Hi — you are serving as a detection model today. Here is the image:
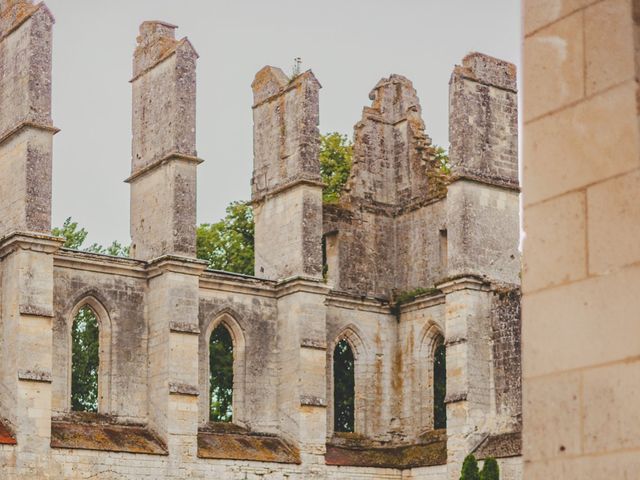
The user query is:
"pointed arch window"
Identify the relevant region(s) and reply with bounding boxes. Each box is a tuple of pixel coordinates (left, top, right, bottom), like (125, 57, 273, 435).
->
(71, 306, 100, 412)
(433, 338, 447, 429)
(333, 339, 355, 433)
(209, 323, 234, 422)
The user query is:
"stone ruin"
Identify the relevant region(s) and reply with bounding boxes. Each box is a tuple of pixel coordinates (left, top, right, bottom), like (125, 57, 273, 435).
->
(0, 1, 522, 479)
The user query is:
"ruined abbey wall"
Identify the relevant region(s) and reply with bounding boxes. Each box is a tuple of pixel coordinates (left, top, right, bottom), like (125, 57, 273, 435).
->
(0, 1, 522, 479)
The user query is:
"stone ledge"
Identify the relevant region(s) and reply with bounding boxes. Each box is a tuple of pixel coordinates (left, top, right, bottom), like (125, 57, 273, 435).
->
(18, 369, 51, 383)
(325, 430, 447, 469)
(0, 418, 16, 445)
(197, 426, 301, 464)
(51, 416, 167, 455)
(168, 382, 199, 396)
(473, 431, 522, 460)
(300, 395, 326, 407)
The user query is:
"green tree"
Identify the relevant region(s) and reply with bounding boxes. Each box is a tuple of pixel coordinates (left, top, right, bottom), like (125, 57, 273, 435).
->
(460, 454, 480, 480)
(52, 217, 89, 250)
(434, 145, 450, 174)
(52, 217, 129, 257)
(319, 132, 353, 203)
(196, 201, 254, 275)
(480, 458, 500, 480)
(71, 306, 99, 412)
(209, 324, 234, 422)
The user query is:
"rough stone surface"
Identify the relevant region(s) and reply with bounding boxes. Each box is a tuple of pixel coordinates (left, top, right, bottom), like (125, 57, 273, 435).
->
(0, 6, 523, 479)
(523, 0, 640, 477)
(128, 21, 199, 260)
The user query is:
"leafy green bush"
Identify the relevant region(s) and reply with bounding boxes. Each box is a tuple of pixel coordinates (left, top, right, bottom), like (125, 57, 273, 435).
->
(460, 454, 480, 480)
(480, 457, 500, 480)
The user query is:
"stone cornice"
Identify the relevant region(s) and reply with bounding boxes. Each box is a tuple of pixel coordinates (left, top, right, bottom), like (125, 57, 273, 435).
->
(125, 152, 203, 184)
(0, 121, 59, 147)
(274, 276, 331, 299)
(54, 249, 146, 279)
(0, 231, 64, 259)
(448, 172, 520, 192)
(199, 270, 276, 298)
(398, 292, 446, 314)
(146, 255, 208, 278)
(436, 275, 491, 294)
(251, 177, 324, 204)
(325, 291, 391, 314)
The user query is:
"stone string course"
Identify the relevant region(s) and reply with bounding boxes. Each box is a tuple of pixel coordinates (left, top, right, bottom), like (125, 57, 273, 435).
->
(0, 1, 522, 478)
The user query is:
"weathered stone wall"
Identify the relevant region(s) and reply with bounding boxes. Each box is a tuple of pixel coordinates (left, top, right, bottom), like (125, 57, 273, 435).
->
(523, 0, 640, 477)
(490, 287, 521, 432)
(51, 252, 148, 421)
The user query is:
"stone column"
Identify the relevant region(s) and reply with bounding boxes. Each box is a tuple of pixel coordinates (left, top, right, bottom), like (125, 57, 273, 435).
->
(146, 258, 205, 466)
(275, 280, 329, 474)
(0, 2, 61, 476)
(251, 66, 323, 281)
(127, 21, 202, 261)
(438, 277, 493, 480)
(127, 21, 206, 468)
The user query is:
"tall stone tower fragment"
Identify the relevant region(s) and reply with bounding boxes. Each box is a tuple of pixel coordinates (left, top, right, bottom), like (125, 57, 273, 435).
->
(251, 67, 323, 280)
(127, 21, 201, 261)
(0, 0, 57, 237)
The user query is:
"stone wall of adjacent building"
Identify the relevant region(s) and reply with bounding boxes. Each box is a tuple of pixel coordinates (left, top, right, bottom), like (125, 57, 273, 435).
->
(522, 0, 640, 477)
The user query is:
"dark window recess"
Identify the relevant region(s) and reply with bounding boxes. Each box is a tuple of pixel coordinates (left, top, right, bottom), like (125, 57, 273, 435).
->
(433, 340, 447, 429)
(210, 324, 234, 422)
(333, 339, 355, 432)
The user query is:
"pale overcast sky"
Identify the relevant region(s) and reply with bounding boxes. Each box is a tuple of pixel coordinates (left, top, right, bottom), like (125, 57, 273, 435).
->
(46, 0, 521, 247)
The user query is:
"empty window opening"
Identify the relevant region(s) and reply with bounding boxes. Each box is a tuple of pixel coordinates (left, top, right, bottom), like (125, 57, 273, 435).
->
(439, 229, 448, 271)
(71, 306, 99, 413)
(433, 339, 447, 429)
(209, 324, 234, 422)
(333, 339, 355, 432)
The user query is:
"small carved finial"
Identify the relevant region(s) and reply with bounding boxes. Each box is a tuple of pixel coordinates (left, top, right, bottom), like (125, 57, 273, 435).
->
(292, 57, 302, 77)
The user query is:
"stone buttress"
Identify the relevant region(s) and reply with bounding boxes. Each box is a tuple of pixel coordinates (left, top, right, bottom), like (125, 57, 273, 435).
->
(442, 53, 521, 480)
(0, 0, 63, 476)
(126, 21, 205, 469)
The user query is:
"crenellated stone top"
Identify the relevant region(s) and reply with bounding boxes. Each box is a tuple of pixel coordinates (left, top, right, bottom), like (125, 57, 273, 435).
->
(344, 74, 443, 208)
(132, 20, 197, 81)
(452, 52, 517, 93)
(366, 74, 422, 125)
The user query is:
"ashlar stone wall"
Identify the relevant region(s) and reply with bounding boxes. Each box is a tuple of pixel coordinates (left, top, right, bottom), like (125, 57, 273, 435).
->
(523, 0, 640, 477)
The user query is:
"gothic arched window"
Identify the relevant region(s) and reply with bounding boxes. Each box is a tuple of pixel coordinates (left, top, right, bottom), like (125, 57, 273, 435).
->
(333, 339, 355, 432)
(433, 339, 447, 429)
(209, 324, 234, 422)
(71, 306, 100, 412)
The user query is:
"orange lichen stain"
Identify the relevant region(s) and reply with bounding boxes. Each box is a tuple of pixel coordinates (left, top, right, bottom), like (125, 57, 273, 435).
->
(197, 429, 301, 464)
(0, 418, 16, 445)
(51, 417, 167, 455)
(326, 429, 447, 468)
